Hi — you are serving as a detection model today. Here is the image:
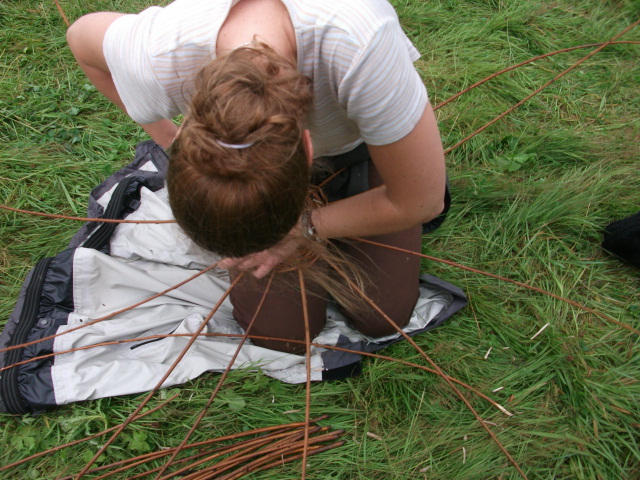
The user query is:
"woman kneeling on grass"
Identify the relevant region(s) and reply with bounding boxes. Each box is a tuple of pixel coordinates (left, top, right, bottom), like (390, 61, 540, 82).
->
(66, 0, 448, 354)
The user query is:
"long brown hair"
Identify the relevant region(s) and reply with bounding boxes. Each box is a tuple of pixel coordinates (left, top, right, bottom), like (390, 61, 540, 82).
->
(167, 43, 313, 258)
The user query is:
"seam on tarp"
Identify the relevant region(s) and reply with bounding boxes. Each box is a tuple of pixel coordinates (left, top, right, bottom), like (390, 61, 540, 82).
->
(0, 257, 53, 414)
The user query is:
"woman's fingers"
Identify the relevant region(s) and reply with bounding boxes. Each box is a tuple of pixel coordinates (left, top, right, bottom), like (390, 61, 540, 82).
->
(217, 257, 241, 269)
(218, 231, 303, 277)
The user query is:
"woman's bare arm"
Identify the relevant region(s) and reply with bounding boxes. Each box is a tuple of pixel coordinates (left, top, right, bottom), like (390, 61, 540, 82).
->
(313, 103, 446, 239)
(66, 13, 178, 148)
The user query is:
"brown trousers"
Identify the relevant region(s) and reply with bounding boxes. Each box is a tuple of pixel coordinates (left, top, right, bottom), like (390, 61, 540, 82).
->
(230, 156, 423, 354)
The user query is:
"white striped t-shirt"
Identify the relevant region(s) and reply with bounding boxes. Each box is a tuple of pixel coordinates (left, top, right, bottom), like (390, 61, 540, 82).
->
(103, 0, 428, 157)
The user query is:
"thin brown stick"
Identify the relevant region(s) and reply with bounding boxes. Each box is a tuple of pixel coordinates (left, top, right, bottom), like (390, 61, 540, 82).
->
(298, 270, 313, 480)
(325, 257, 530, 480)
(443, 19, 640, 154)
(52, 0, 70, 27)
(434, 41, 640, 112)
(356, 238, 640, 336)
(0, 204, 175, 223)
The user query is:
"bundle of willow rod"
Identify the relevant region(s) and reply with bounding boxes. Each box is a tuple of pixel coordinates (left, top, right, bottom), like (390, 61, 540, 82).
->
(52, 416, 343, 480)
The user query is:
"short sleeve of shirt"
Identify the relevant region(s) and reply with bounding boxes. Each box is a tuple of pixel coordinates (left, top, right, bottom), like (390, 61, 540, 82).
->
(337, 19, 428, 146)
(103, 7, 176, 124)
(103, 0, 230, 125)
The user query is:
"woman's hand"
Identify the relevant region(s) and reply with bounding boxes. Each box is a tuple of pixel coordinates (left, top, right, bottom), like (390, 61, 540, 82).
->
(217, 230, 303, 278)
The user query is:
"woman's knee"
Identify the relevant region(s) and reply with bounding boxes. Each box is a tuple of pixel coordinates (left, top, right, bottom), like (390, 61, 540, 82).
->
(230, 274, 328, 354)
(235, 309, 327, 355)
(67, 12, 124, 69)
(347, 303, 412, 338)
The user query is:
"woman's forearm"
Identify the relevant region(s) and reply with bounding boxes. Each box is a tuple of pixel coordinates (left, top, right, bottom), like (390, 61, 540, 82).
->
(312, 103, 447, 240)
(312, 185, 444, 240)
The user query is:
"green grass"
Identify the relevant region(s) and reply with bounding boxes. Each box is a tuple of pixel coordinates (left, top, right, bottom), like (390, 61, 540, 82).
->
(1, 0, 639, 479)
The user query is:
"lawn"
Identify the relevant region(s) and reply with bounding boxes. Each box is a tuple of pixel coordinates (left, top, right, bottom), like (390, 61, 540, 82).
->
(1, 1, 639, 479)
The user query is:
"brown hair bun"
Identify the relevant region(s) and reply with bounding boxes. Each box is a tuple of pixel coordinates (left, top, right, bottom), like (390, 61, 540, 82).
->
(167, 44, 313, 257)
